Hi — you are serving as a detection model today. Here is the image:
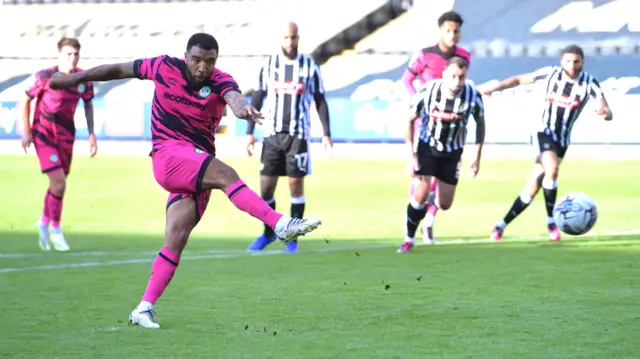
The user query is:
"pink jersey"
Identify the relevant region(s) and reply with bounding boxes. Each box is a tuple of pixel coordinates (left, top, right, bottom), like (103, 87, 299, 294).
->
(133, 55, 240, 154)
(26, 67, 94, 148)
(402, 45, 471, 96)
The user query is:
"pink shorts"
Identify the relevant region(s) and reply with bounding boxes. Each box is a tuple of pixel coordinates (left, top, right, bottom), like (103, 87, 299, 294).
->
(151, 140, 214, 221)
(34, 141, 73, 175)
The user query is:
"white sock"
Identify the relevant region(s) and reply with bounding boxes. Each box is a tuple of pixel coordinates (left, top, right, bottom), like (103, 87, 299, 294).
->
(405, 236, 415, 243)
(547, 216, 555, 225)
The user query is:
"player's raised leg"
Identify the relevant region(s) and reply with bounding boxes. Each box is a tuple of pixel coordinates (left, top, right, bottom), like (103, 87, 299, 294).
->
(398, 175, 431, 253)
(491, 164, 544, 241)
(130, 194, 200, 329)
(246, 175, 279, 251)
(201, 156, 321, 242)
(539, 150, 562, 241)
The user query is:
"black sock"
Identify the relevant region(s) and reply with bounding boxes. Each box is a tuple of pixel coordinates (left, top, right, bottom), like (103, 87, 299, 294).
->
(503, 195, 532, 225)
(406, 202, 427, 238)
(263, 199, 276, 237)
(542, 179, 558, 219)
(290, 197, 305, 244)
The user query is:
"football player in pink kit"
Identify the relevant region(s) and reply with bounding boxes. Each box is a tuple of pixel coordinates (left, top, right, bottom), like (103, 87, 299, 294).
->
(21, 37, 98, 252)
(50, 33, 321, 329)
(401, 11, 470, 244)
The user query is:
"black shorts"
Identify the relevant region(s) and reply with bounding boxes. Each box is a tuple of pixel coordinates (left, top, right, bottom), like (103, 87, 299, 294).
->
(414, 141, 462, 185)
(533, 131, 568, 163)
(260, 133, 311, 178)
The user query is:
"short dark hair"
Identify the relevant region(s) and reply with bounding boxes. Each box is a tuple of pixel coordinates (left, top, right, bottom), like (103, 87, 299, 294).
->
(438, 11, 464, 27)
(57, 37, 81, 52)
(561, 44, 584, 59)
(186, 33, 219, 52)
(446, 56, 469, 70)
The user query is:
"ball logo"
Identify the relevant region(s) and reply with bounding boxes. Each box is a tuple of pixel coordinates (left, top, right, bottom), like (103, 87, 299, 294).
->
(77, 83, 86, 94)
(49, 154, 59, 163)
(199, 86, 211, 98)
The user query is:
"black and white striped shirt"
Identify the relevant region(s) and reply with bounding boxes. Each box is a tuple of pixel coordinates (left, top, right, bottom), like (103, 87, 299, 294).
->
(532, 66, 605, 146)
(254, 53, 324, 139)
(412, 80, 484, 155)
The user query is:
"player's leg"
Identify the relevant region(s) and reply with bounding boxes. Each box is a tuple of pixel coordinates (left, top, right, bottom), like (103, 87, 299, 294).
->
(247, 136, 284, 251)
(398, 142, 432, 253)
(130, 193, 204, 329)
(422, 178, 439, 240)
(282, 136, 310, 253)
(33, 142, 70, 251)
(539, 148, 562, 241)
(423, 156, 461, 244)
(491, 164, 544, 241)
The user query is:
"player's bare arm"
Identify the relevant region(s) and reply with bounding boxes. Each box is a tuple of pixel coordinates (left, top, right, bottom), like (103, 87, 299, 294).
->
(84, 99, 98, 157)
(483, 73, 536, 96)
(223, 90, 263, 124)
(405, 112, 418, 157)
(595, 98, 613, 121)
(50, 62, 136, 89)
(20, 93, 33, 152)
(470, 113, 485, 177)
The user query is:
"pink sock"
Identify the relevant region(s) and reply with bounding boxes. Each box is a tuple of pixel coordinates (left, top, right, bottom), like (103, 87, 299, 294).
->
(226, 180, 283, 229)
(41, 191, 51, 225)
(142, 246, 180, 305)
(427, 203, 439, 216)
(47, 191, 64, 228)
(430, 179, 437, 193)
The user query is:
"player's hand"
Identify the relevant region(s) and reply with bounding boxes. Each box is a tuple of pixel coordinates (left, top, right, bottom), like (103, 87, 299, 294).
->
(88, 133, 98, 157)
(595, 108, 609, 119)
(237, 104, 264, 125)
(21, 133, 33, 153)
(50, 72, 77, 90)
(322, 136, 333, 151)
(469, 159, 480, 178)
(246, 134, 256, 157)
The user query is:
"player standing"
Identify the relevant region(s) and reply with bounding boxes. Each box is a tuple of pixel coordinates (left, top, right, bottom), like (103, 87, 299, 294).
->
(245, 22, 332, 253)
(482, 45, 613, 242)
(398, 56, 485, 253)
(21, 37, 98, 252)
(401, 11, 471, 244)
(50, 33, 322, 328)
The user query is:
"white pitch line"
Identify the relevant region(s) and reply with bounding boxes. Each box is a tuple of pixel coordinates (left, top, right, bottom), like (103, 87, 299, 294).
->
(1, 229, 639, 274)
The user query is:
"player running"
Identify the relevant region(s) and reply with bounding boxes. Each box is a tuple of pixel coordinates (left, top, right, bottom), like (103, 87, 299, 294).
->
(21, 37, 98, 252)
(482, 45, 613, 242)
(401, 11, 470, 244)
(398, 56, 485, 253)
(50, 33, 322, 329)
(245, 21, 332, 253)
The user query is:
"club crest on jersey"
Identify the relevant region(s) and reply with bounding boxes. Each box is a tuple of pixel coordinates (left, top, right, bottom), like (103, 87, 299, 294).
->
(49, 154, 59, 163)
(194, 148, 205, 154)
(199, 86, 211, 98)
(77, 83, 86, 93)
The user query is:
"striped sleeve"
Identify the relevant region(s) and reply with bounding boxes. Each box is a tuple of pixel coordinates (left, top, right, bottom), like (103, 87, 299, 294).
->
(531, 66, 555, 83)
(587, 75, 605, 100)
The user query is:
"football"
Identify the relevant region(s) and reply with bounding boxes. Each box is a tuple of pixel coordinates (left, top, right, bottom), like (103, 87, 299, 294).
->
(552, 192, 598, 236)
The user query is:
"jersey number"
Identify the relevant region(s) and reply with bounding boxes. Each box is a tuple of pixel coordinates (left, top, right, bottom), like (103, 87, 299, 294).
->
(295, 152, 309, 173)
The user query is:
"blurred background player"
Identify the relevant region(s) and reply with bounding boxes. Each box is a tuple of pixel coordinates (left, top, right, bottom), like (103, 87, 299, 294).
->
(50, 32, 322, 328)
(482, 45, 613, 242)
(245, 22, 332, 253)
(401, 11, 470, 244)
(399, 56, 484, 253)
(21, 37, 98, 252)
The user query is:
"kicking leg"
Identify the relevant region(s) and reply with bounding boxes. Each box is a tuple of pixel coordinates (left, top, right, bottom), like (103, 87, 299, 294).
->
(246, 175, 279, 251)
(130, 195, 197, 329)
(398, 175, 431, 253)
(491, 164, 544, 241)
(283, 176, 305, 253)
(202, 157, 321, 242)
(540, 151, 562, 241)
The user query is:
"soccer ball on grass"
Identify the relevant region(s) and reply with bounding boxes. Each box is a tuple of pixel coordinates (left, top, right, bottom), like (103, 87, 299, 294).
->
(552, 192, 598, 236)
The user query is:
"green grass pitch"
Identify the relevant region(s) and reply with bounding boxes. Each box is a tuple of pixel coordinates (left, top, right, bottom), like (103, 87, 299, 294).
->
(0, 153, 639, 358)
